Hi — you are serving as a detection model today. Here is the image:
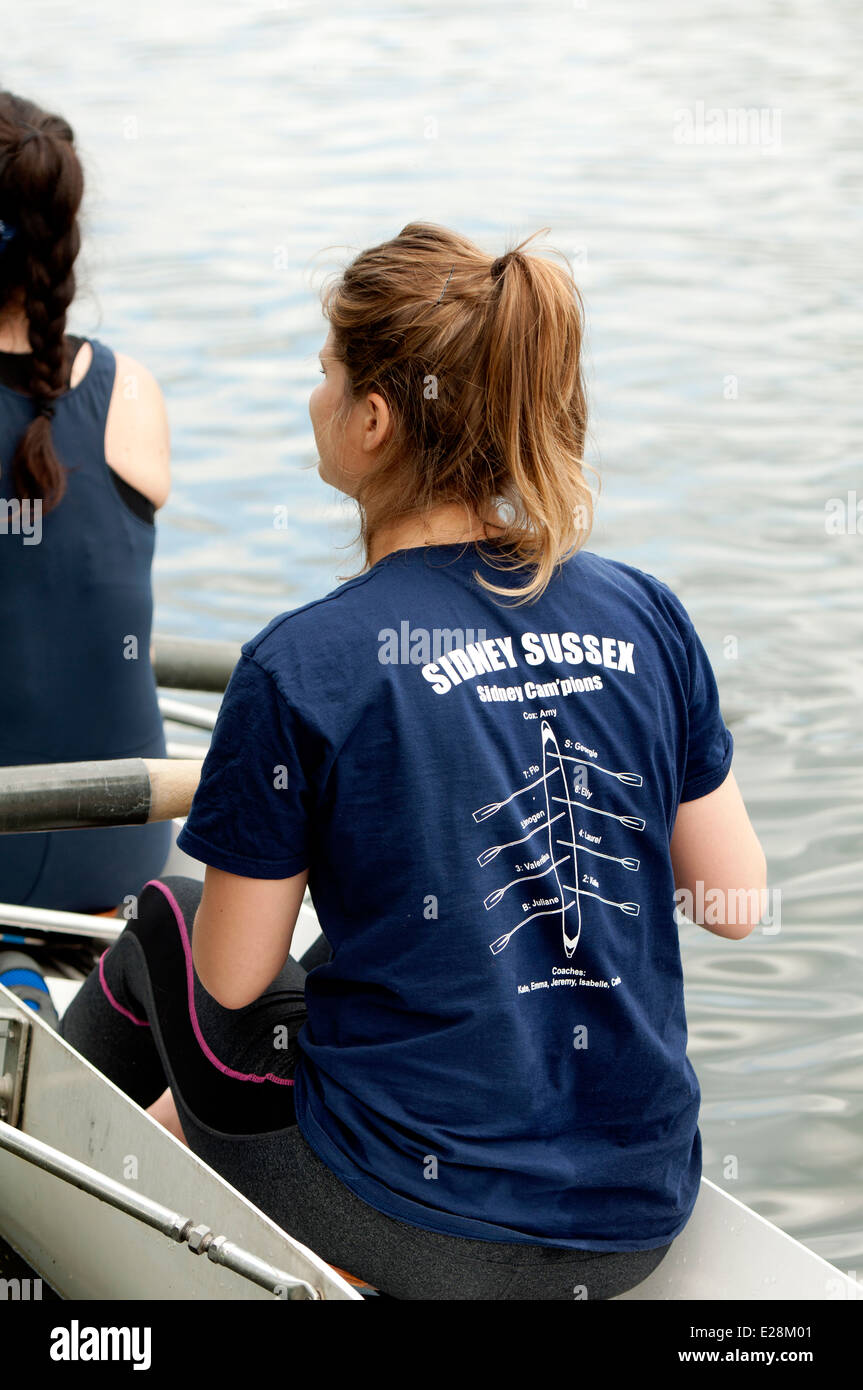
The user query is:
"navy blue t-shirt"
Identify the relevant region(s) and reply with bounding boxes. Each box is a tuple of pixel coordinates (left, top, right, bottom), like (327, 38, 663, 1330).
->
(177, 542, 733, 1250)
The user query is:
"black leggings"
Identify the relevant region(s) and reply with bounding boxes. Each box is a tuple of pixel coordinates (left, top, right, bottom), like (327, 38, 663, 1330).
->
(59, 876, 673, 1300)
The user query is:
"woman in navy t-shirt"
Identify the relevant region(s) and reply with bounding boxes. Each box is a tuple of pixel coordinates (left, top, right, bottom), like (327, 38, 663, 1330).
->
(60, 222, 766, 1300)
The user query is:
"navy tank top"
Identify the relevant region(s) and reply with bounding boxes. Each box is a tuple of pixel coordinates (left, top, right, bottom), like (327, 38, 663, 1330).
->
(0, 337, 171, 910)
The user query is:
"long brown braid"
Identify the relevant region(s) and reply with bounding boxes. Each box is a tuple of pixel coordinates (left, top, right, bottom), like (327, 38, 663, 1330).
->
(0, 90, 84, 512)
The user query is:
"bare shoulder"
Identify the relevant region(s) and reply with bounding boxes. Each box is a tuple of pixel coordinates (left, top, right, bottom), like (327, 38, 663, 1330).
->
(104, 350, 171, 509)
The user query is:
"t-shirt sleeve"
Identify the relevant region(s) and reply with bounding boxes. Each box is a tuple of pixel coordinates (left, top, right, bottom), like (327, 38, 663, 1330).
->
(653, 579, 734, 803)
(175, 652, 311, 878)
(677, 609, 734, 803)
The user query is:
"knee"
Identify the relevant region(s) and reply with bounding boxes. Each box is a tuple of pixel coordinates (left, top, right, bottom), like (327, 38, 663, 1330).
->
(137, 875, 200, 915)
(120, 875, 201, 945)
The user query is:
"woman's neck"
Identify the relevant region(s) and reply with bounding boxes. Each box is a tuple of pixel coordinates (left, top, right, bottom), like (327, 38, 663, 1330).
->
(369, 504, 506, 567)
(0, 305, 32, 353)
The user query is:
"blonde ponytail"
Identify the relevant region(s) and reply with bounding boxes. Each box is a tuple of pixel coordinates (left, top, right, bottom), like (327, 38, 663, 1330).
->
(321, 222, 595, 605)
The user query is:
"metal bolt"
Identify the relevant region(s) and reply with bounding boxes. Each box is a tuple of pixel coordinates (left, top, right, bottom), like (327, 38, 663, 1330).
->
(206, 1233, 228, 1264)
(187, 1224, 214, 1255)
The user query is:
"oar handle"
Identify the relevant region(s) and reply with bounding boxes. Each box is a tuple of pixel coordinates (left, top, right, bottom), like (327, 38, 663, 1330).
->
(151, 634, 241, 693)
(143, 758, 205, 823)
(0, 758, 204, 833)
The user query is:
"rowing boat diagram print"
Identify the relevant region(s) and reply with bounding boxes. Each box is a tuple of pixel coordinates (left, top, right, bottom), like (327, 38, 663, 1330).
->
(472, 718, 644, 961)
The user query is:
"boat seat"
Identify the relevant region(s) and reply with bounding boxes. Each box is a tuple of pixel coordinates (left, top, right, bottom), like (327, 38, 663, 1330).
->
(328, 1264, 380, 1296)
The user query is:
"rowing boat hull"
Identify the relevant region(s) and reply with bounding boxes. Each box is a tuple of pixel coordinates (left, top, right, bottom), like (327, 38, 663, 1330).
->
(614, 1175, 857, 1300)
(0, 981, 359, 1300)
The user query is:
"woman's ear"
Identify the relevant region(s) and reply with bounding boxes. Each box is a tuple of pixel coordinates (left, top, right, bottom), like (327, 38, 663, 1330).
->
(362, 391, 392, 453)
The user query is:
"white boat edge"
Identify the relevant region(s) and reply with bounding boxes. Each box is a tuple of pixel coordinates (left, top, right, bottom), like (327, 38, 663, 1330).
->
(0, 980, 360, 1301)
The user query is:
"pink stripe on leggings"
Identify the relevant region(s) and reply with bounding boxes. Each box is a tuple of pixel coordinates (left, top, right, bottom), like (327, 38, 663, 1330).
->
(141, 878, 294, 1088)
(99, 950, 150, 1026)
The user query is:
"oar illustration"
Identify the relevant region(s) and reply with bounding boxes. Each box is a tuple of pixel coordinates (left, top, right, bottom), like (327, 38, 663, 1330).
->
(542, 720, 581, 959)
(472, 764, 562, 824)
(559, 753, 642, 787)
(489, 900, 577, 955)
(550, 797, 645, 832)
(561, 884, 640, 915)
(556, 839, 640, 872)
(477, 812, 565, 867)
(472, 753, 641, 824)
(483, 854, 570, 911)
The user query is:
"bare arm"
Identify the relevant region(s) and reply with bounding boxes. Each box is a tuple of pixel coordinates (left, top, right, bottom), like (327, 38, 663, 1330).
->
(191, 864, 309, 1009)
(670, 769, 766, 939)
(104, 351, 171, 510)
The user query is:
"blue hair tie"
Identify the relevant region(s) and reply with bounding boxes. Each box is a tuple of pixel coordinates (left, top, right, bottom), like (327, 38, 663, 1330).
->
(0, 217, 17, 253)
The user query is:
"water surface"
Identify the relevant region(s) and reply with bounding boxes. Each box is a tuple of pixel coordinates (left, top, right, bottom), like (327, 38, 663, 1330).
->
(7, 0, 862, 1276)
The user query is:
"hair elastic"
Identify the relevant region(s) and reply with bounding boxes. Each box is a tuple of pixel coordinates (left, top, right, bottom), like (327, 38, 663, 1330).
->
(0, 217, 17, 252)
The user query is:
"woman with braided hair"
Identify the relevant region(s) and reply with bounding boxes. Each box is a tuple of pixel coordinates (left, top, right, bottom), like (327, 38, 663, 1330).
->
(0, 90, 172, 916)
